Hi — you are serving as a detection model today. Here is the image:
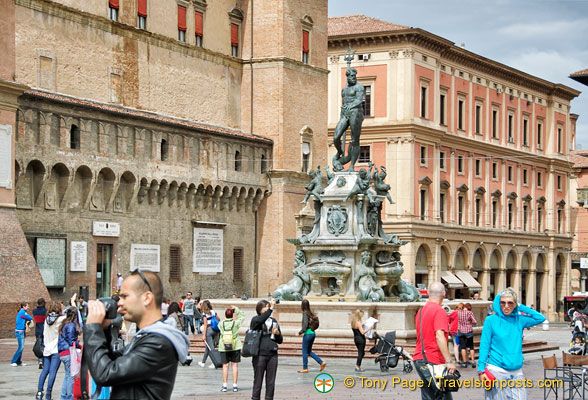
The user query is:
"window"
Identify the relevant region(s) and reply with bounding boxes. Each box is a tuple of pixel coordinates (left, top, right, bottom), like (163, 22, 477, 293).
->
(261, 154, 268, 173)
(523, 118, 528, 146)
(492, 162, 497, 179)
(363, 86, 372, 116)
(492, 109, 498, 138)
(358, 145, 370, 163)
(70, 124, 80, 150)
(475, 104, 481, 134)
(523, 169, 528, 185)
(537, 171, 542, 187)
(109, 0, 119, 21)
(195, 11, 203, 46)
(492, 200, 498, 228)
(231, 23, 239, 57)
(523, 204, 528, 231)
(458, 196, 464, 225)
(161, 139, 168, 161)
(458, 99, 464, 130)
(439, 193, 445, 223)
(169, 246, 181, 282)
(537, 122, 543, 149)
(440, 94, 446, 125)
(233, 247, 243, 282)
(557, 208, 563, 233)
(457, 155, 464, 173)
(177, 5, 187, 42)
(137, 0, 147, 29)
(439, 151, 445, 170)
(508, 202, 513, 230)
(420, 85, 427, 118)
(537, 206, 543, 231)
(420, 189, 427, 220)
(302, 30, 309, 64)
(508, 114, 513, 142)
(420, 146, 427, 165)
(475, 198, 481, 226)
(234, 151, 242, 171)
(557, 127, 563, 153)
(557, 175, 562, 190)
(302, 142, 310, 172)
(475, 159, 481, 177)
(507, 166, 513, 182)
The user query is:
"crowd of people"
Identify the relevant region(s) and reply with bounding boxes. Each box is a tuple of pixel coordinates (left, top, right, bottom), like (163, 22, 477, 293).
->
(11, 274, 551, 400)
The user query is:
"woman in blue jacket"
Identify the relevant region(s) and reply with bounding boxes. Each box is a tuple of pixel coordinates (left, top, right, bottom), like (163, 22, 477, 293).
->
(57, 307, 80, 400)
(477, 287, 546, 399)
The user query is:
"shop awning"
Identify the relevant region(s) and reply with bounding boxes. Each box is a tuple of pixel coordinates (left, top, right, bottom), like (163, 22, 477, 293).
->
(441, 271, 464, 289)
(455, 270, 482, 291)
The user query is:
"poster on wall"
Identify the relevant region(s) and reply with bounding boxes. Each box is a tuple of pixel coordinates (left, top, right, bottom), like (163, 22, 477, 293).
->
(193, 227, 223, 274)
(130, 244, 160, 272)
(36, 238, 66, 287)
(0, 125, 12, 189)
(70, 241, 87, 272)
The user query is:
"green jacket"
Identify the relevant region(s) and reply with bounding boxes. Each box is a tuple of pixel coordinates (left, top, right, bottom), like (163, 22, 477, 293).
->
(218, 307, 245, 352)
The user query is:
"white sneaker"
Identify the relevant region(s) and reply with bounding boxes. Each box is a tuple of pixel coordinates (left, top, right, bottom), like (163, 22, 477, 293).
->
(197, 362, 205, 368)
(21, 363, 27, 366)
(233, 385, 239, 392)
(10, 363, 18, 367)
(209, 363, 216, 369)
(221, 385, 228, 392)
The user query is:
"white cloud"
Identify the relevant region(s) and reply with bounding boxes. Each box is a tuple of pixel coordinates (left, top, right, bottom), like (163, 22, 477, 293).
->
(498, 18, 588, 39)
(505, 50, 584, 83)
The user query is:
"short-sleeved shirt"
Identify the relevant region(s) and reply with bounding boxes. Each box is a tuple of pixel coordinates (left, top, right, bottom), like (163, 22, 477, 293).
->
(458, 309, 476, 334)
(448, 311, 458, 335)
(183, 299, 195, 316)
(413, 302, 449, 364)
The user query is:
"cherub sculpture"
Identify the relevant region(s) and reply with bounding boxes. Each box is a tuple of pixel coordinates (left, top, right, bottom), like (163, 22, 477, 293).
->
(344, 162, 374, 202)
(301, 166, 324, 204)
(372, 165, 393, 204)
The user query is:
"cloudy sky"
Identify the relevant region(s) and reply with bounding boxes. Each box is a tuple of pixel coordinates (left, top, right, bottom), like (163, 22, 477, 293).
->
(329, 0, 588, 150)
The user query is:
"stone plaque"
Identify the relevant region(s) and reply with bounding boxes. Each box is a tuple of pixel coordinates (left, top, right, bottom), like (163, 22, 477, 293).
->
(36, 238, 66, 287)
(193, 227, 223, 274)
(0, 125, 12, 189)
(93, 221, 120, 237)
(130, 244, 160, 272)
(70, 241, 87, 272)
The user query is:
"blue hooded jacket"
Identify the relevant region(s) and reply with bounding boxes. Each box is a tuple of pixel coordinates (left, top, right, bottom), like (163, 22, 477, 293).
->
(478, 293, 546, 372)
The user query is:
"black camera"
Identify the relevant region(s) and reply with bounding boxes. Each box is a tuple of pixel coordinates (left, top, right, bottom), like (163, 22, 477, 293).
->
(275, 299, 280, 304)
(98, 297, 118, 320)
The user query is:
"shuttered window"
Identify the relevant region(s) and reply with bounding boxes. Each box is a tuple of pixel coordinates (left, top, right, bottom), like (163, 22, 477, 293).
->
(233, 247, 243, 282)
(109, 0, 119, 8)
(230, 24, 239, 46)
(195, 12, 203, 37)
(169, 246, 181, 282)
(177, 6, 187, 31)
(138, 0, 147, 16)
(302, 30, 309, 52)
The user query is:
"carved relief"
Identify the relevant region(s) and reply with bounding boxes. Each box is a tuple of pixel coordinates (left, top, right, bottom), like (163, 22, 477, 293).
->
(327, 205, 348, 236)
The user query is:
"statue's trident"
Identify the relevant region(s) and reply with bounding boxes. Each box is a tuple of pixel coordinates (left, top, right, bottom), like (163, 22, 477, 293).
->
(344, 45, 356, 71)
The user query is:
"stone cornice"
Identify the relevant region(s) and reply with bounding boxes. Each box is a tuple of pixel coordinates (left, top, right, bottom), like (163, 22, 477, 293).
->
(0, 79, 29, 112)
(328, 28, 580, 101)
(248, 57, 329, 76)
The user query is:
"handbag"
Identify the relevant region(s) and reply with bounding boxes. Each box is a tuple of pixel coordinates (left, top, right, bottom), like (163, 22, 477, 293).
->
(70, 346, 82, 377)
(33, 335, 44, 358)
(241, 329, 262, 358)
(419, 306, 461, 392)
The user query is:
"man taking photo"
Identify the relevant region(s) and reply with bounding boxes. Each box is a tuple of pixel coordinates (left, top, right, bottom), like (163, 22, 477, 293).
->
(84, 269, 189, 400)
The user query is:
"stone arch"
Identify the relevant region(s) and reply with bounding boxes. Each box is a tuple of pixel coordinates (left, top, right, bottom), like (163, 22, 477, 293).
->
(23, 160, 46, 207)
(535, 253, 546, 313)
(556, 253, 566, 314)
(47, 163, 70, 209)
(91, 167, 115, 211)
(505, 249, 517, 288)
(116, 171, 136, 212)
(454, 247, 468, 270)
(69, 165, 93, 210)
(488, 248, 502, 299)
(440, 245, 450, 271)
(472, 248, 485, 272)
(520, 251, 532, 304)
(158, 179, 169, 205)
(415, 244, 431, 288)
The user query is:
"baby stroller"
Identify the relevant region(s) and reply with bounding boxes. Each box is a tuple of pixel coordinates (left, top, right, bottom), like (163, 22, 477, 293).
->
(569, 330, 587, 355)
(370, 331, 413, 373)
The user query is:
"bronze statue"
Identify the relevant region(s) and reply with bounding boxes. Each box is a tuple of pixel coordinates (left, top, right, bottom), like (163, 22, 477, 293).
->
(355, 250, 385, 302)
(301, 166, 324, 204)
(272, 250, 310, 301)
(333, 47, 364, 172)
(372, 165, 393, 204)
(345, 162, 374, 202)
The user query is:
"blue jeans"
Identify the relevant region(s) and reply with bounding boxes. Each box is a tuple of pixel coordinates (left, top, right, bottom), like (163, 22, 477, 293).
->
(11, 330, 25, 364)
(302, 333, 322, 369)
(60, 354, 74, 400)
(37, 353, 60, 395)
(184, 315, 194, 335)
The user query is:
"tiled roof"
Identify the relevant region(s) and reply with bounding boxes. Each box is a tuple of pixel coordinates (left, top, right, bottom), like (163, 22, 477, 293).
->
(23, 89, 273, 144)
(328, 15, 409, 37)
(571, 68, 588, 77)
(571, 150, 588, 168)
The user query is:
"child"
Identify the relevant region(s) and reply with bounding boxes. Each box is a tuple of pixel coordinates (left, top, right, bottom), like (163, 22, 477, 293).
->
(570, 336, 585, 355)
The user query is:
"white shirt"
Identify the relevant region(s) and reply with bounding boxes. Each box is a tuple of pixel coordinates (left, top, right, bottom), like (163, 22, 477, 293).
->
(43, 316, 66, 356)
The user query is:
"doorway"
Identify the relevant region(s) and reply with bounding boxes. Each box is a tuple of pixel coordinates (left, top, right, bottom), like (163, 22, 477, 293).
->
(96, 244, 112, 298)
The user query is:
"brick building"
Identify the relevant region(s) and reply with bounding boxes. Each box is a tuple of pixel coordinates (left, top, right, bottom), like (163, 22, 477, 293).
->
(327, 15, 580, 320)
(0, 0, 328, 329)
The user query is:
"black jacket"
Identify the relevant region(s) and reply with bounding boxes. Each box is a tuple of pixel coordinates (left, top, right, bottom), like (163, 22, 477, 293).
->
(250, 309, 283, 356)
(83, 323, 179, 400)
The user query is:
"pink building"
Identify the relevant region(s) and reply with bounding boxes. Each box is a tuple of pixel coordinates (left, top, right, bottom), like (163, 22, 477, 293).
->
(328, 15, 580, 320)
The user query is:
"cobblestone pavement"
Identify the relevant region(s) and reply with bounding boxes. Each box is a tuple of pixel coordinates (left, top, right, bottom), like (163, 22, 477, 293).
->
(0, 324, 574, 399)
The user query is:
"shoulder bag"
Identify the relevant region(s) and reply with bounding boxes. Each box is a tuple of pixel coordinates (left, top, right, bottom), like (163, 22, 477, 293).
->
(419, 306, 461, 392)
(241, 329, 262, 357)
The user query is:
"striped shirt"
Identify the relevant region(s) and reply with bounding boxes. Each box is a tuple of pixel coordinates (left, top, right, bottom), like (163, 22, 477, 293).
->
(457, 309, 477, 334)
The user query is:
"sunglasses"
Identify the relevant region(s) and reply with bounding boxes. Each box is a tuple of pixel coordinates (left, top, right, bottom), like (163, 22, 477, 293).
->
(500, 301, 515, 307)
(132, 268, 153, 292)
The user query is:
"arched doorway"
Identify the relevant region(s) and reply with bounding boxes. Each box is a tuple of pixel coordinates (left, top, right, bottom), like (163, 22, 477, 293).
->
(556, 254, 565, 314)
(489, 250, 500, 299)
(536, 255, 546, 313)
(521, 252, 531, 304)
(415, 245, 430, 289)
(506, 251, 517, 290)
(473, 249, 485, 298)
(454, 247, 467, 298)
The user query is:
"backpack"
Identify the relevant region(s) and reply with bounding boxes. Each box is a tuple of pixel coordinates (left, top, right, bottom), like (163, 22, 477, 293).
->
(222, 320, 237, 351)
(309, 313, 319, 331)
(208, 312, 220, 332)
